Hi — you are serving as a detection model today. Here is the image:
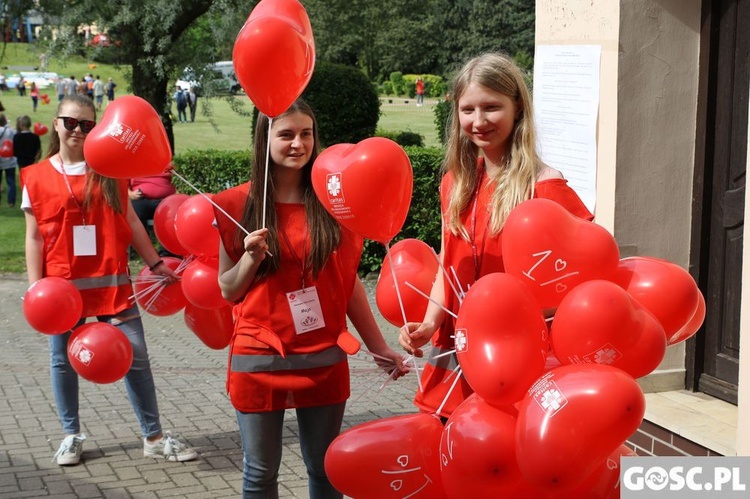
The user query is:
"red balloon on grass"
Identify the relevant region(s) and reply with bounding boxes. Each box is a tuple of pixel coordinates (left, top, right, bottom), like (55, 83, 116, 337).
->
(502, 198, 620, 309)
(375, 238, 438, 326)
(175, 194, 220, 258)
(83, 95, 172, 178)
(233, 0, 315, 117)
(134, 257, 188, 316)
(181, 258, 229, 309)
(184, 303, 233, 349)
(312, 138, 413, 244)
(68, 322, 133, 384)
(153, 193, 190, 256)
(33, 122, 49, 135)
(23, 277, 83, 335)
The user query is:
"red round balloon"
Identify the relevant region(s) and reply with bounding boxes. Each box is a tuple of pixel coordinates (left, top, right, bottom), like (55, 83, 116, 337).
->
(181, 258, 229, 309)
(67, 322, 133, 384)
(668, 291, 706, 345)
(23, 277, 83, 335)
(516, 365, 645, 491)
(613, 257, 700, 339)
(502, 198, 620, 309)
(312, 138, 413, 244)
(33, 122, 49, 135)
(325, 413, 446, 499)
(0, 140, 13, 157)
(175, 194, 220, 258)
(376, 239, 438, 327)
(440, 395, 525, 498)
(455, 273, 548, 407)
(153, 193, 190, 256)
(551, 280, 667, 379)
(233, 0, 315, 117)
(134, 257, 188, 316)
(184, 303, 233, 349)
(83, 95, 172, 179)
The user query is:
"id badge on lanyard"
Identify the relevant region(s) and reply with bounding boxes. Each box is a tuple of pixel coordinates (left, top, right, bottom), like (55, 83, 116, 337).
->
(286, 286, 326, 335)
(73, 225, 97, 256)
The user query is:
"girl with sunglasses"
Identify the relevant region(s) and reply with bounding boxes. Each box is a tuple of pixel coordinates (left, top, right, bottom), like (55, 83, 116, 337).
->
(20, 95, 198, 466)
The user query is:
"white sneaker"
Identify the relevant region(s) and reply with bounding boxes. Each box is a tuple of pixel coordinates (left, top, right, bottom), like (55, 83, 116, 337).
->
(143, 431, 197, 462)
(52, 434, 86, 466)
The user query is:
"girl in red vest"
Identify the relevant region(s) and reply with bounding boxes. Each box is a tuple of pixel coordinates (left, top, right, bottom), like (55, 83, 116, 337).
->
(213, 99, 406, 498)
(398, 53, 594, 419)
(21, 95, 197, 466)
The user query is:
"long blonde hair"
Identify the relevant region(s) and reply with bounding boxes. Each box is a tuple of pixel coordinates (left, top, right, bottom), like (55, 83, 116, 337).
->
(444, 53, 541, 238)
(235, 99, 340, 278)
(46, 95, 122, 213)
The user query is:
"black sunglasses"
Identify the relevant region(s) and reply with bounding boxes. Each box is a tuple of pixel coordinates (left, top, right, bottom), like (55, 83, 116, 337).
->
(58, 116, 97, 134)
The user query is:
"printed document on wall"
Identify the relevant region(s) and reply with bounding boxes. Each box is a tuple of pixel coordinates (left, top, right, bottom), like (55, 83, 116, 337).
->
(533, 45, 601, 213)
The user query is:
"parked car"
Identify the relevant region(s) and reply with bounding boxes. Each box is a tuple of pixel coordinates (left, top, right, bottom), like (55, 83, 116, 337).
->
(175, 61, 242, 95)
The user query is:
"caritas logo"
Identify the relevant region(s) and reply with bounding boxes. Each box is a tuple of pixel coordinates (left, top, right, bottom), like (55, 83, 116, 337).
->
(326, 173, 345, 204)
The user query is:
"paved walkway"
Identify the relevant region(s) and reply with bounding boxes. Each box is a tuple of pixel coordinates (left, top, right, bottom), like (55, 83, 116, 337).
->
(0, 274, 418, 498)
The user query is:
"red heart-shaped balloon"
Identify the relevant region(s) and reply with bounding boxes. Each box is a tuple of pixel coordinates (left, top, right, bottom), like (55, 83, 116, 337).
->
(325, 413, 446, 499)
(233, 0, 315, 117)
(455, 273, 548, 407)
(175, 194, 220, 258)
(440, 395, 525, 497)
(181, 257, 229, 310)
(183, 302, 233, 349)
(612, 256, 700, 339)
(312, 138, 412, 244)
(0, 140, 13, 157)
(153, 193, 190, 256)
(516, 364, 645, 492)
(502, 198, 620, 309)
(83, 95, 171, 179)
(33, 122, 49, 135)
(551, 279, 667, 379)
(376, 239, 438, 327)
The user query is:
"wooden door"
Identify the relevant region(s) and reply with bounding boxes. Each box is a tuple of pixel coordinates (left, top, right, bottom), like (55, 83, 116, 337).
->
(689, 0, 748, 404)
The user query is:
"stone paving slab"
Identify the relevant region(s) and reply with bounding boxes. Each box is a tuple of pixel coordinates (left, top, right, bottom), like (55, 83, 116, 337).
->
(0, 275, 418, 498)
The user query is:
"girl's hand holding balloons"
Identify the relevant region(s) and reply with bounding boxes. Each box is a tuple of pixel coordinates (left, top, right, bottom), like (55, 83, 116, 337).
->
(399, 321, 438, 358)
(243, 228, 269, 260)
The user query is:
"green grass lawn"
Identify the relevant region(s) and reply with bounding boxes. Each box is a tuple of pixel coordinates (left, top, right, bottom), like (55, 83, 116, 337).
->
(0, 44, 442, 275)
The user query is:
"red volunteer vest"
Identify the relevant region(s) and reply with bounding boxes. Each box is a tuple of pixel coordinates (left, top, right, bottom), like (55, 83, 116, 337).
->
(415, 159, 595, 417)
(22, 159, 133, 317)
(213, 183, 364, 412)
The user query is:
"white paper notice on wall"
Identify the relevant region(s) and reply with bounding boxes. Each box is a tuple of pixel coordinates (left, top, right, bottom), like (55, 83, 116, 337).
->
(533, 45, 601, 214)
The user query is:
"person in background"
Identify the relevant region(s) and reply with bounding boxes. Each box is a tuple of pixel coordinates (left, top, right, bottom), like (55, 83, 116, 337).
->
(13, 115, 41, 191)
(213, 99, 407, 498)
(21, 94, 198, 466)
(30, 82, 39, 112)
(128, 173, 177, 237)
(105, 78, 117, 103)
(92, 75, 105, 111)
(66, 76, 78, 96)
(17, 76, 26, 97)
(174, 87, 188, 123)
(415, 76, 425, 106)
(0, 113, 17, 207)
(399, 53, 594, 420)
(55, 77, 67, 102)
(187, 86, 198, 122)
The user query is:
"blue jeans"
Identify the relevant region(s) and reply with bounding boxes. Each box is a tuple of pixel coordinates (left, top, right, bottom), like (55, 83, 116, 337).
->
(1, 167, 15, 206)
(49, 305, 162, 438)
(236, 402, 346, 499)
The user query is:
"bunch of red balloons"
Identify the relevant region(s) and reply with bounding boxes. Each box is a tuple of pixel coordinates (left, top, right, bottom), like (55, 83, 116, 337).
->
(324, 198, 705, 498)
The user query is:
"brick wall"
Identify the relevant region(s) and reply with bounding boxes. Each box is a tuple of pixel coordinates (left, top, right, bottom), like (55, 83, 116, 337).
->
(626, 420, 723, 457)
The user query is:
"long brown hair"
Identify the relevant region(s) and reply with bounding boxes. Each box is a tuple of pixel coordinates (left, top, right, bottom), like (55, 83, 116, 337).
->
(234, 100, 340, 278)
(46, 95, 123, 213)
(444, 53, 541, 238)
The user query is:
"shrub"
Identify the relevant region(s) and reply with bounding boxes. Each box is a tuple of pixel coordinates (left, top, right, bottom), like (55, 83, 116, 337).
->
(382, 81, 394, 95)
(375, 129, 425, 147)
(252, 61, 381, 147)
(389, 71, 406, 96)
(433, 99, 451, 146)
(172, 149, 250, 194)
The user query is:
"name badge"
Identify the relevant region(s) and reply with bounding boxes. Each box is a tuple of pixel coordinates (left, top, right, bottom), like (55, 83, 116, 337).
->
(286, 286, 326, 335)
(73, 225, 97, 256)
